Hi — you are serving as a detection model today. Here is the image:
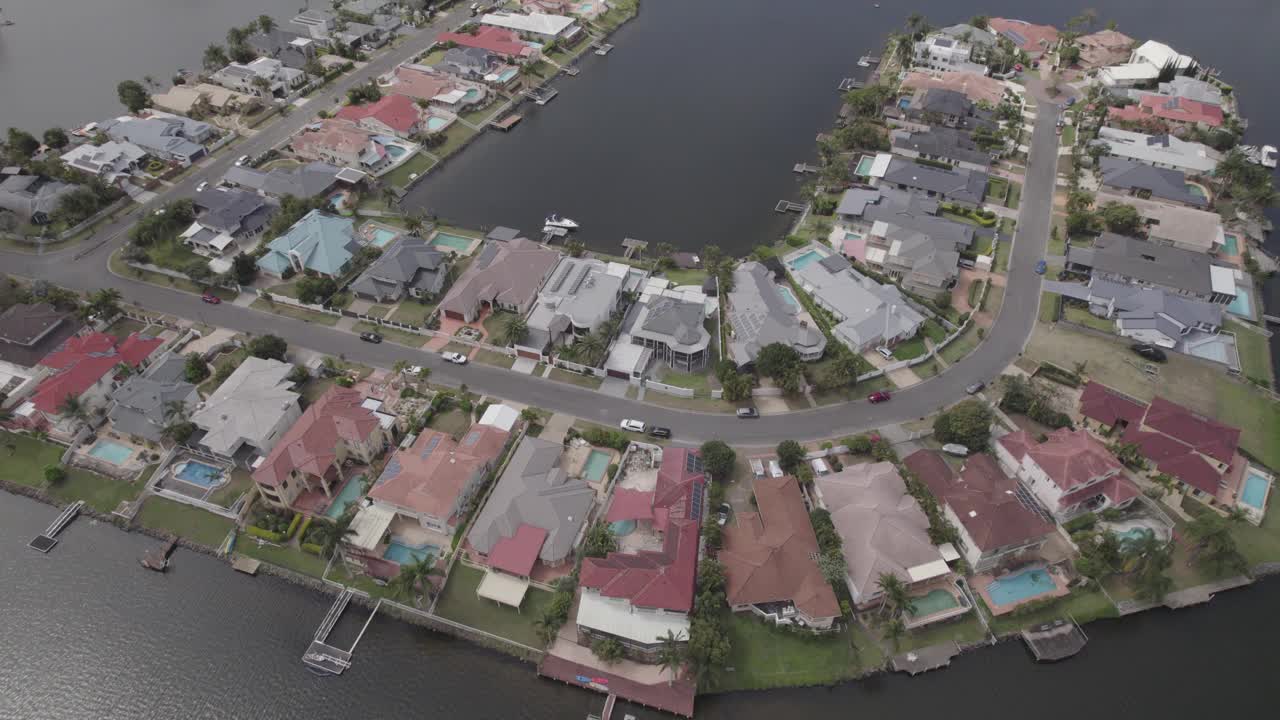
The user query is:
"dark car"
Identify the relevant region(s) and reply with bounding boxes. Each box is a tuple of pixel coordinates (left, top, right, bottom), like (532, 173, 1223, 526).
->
(965, 381, 986, 395)
(1034, 260, 1047, 275)
(359, 331, 383, 344)
(867, 390, 892, 404)
(648, 426, 672, 439)
(1130, 343, 1168, 363)
(736, 407, 759, 419)
(200, 293, 221, 304)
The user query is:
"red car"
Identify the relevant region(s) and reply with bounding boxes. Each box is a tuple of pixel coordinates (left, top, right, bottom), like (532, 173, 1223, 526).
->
(867, 390, 892, 404)
(200, 293, 221, 304)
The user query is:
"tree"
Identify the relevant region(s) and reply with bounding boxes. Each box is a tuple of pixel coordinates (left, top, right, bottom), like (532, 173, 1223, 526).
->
(1098, 202, 1141, 235)
(969, 15, 989, 29)
(817, 549, 846, 584)
(82, 288, 123, 322)
(247, 334, 288, 361)
(183, 353, 210, 383)
(698, 440, 736, 482)
(1124, 533, 1173, 602)
(389, 553, 443, 606)
(43, 465, 67, 488)
(592, 637, 625, 664)
(497, 315, 528, 346)
(1059, 45, 1081, 66)
(257, 14, 277, 33)
(876, 572, 915, 619)
(884, 617, 907, 651)
(842, 84, 895, 118)
(1108, 441, 1145, 470)
(519, 407, 544, 425)
(203, 44, 231, 73)
(42, 128, 70, 150)
(1075, 531, 1123, 581)
(304, 56, 326, 78)
(775, 440, 806, 474)
(932, 399, 994, 450)
(700, 244, 723, 274)
(230, 253, 257, 286)
(1186, 512, 1247, 575)
(821, 347, 863, 389)
(582, 521, 618, 559)
(58, 395, 89, 426)
(655, 629, 686, 686)
(117, 80, 149, 114)
(721, 372, 753, 402)
(835, 120, 889, 151)
(5, 128, 40, 163)
(312, 510, 357, 559)
(295, 275, 338, 304)
(755, 342, 801, 380)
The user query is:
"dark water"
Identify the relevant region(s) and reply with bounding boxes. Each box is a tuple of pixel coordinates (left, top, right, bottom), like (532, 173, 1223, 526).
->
(0, 492, 1274, 719)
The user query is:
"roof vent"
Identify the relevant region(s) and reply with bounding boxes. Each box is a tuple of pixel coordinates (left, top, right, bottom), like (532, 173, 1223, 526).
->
(968, 510, 978, 518)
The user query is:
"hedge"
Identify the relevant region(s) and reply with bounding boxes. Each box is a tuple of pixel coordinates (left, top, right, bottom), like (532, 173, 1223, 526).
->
(286, 512, 304, 539)
(1035, 362, 1082, 388)
(246, 525, 286, 542)
(301, 542, 324, 555)
(293, 515, 312, 542)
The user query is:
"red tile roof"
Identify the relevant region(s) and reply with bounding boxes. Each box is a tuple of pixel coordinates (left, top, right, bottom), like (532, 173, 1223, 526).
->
(1079, 381, 1148, 428)
(488, 523, 547, 577)
(999, 428, 1123, 492)
(32, 332, 162, 413)
(988, 17, 1059, 54)
(718, 476, 841, 621)
(335, 93, 421, 134)
(1059, 473, 1141, 507)
(1141, 395, 1239, 465)
(252, 387, 380, 489)
(604, 487, 655, 523)
(368, 423, 509, 519)
(651, 447, 703, 531)
(1109, 95, 1224, 128)
(438, 26, 537, 60)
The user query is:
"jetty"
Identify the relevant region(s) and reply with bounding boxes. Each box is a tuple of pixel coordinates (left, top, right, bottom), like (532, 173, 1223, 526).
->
(140, 536, 178, 571)
(493, 114, 523, 132)
(793, 162, 819, 174)
(621, 238, 648, 260)
(774, 200, 806, 213)
(527, 87, 558, 105)
(542, 226, 569, 243)
(593, 43, 614, 55)
(1022, 618, 1088, 662)
(302, 590, 381, 675)
(28, 500, 84, 552)
(563, 66, 581, 77)
(892, 642, 961, 675)
(231, 555, 261, 575)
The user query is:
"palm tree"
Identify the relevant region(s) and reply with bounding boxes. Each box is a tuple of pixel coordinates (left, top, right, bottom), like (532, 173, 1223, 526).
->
(312, 510, 357, 559)
(655, 629, 685, 687)
(257, 14, 276, 34)
(884, 617, 907, 651)
(576, 332, 606, 365)
(876, 572, 914, 619)
(203, 44, 230, 72)
(380, 186, 398, 210)
(395, 554, 444, 607)
(520, 407, 544, 425)
(403, 214, 424, 237)
(1124, 533, 1174, 602)
(58, 395, 88, 426)
(498, 315, 528, 347)
(891, 33, 914, 69)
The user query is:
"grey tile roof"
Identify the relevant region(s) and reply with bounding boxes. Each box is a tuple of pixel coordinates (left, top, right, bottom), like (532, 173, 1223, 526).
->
(195, 188, 273, 235)
(0, 175, 76, 221)
(919, 88, 972, 117)
(791, 257, 925, 350)
(836, 188, 883, 217)
(632, 296, 710, 354)
(937, 23, 998, 46)
(1068, 233, 1213, 295)
(882, 157, 989, 206)
(467, 436, 594, 565)
(726, 262, 826, 365)
(486, 226, 524, 242)
(1089, 279, 1223, 333)
(1093, 127, 1221, 175)
(223, 161, 344, 199)
(438, 47, 499, 78)
(101, 116, 211, 160)
(862, 187, 974, 249)
(108, 371, 199, 442)
(526, 257, 624, 338)
(1100, 157, 1207, 207)
(891, 127, 994, 168)
(190, 356, 300, 457)
(350, 237, 449, 300)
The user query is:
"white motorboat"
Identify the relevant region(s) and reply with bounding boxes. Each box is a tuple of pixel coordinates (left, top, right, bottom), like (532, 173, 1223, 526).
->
(1239, 144, 1278, 169)
(544, 213, 579, 230)
(1263, 145, 1278, 169)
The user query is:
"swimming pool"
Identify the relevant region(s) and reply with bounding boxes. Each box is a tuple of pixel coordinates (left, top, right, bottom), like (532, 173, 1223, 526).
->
(609, 519, 636, 536)
(1226, 286, 1252, 317)
(369, 227, 399, 248)
(788, 250, 824, 270)
(383, 540, 440, 565)
(1241, 470, 1271, 509)
(908, 588, 959, 617)
(987, 567, 1057, 606)
(384, 144, 406, 158)
(173, 460, 225, 488)
(430, 232, 474, 253)
(497, 68, 518, 83)
(463, 88, 481, 101)
(88, 440, 133, 465)
(898, 97, 911, 110)
(1115, 527, 1153, 544)
(854, 155, 875, 176)
(325, 477, 365, 519)
(583, 450, 611, 482)
(844, 232, 863, 242)
(328, 191, 346, 210)
(425, 116, 449, 132)
(1222, 233, 1240, 255)
(777, 286, 799, 309)
(1185, 183, 1207, 199)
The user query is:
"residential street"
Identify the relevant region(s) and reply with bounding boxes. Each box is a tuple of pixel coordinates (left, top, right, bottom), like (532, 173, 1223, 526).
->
(1, 63, 1060, 446)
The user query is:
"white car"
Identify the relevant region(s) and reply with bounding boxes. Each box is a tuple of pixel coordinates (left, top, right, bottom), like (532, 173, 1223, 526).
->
(195, 181, 209, 192)
(234, 155, 250, 167)
(876, 346, 893, 360)
(408, 365, 425, 376)
(619, 419, 647, 433)
(441, 351, 468, 365)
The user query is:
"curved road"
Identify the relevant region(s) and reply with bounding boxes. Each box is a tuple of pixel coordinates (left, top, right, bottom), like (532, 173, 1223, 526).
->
(3, 79, 1056, 445)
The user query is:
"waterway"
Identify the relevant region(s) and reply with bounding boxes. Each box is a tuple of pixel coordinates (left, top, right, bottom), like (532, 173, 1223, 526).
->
(0, 492, 1274, 719)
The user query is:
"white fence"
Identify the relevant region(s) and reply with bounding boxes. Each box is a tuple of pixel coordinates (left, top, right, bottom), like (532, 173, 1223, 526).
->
(643, 380, 694, 398)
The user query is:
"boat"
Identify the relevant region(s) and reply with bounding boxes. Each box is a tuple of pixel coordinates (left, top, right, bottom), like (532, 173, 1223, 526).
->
(544, 214, 579, 230)
(1239, 144, 1278, 169)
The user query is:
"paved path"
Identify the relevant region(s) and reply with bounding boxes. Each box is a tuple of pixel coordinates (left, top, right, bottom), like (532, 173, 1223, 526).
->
(0, 69, 1061, 447)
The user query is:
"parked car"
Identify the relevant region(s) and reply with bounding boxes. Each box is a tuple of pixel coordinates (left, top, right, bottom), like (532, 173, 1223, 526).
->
(876, 346, 894, 360)
(942, 443, 970, 457)
(736, 406, 759, 419)
(1014, 63, 1024, 72)
(648, 426, 672, 439)
(200, 292, 221, 304)
(619, 419, 647, 433)
(195, 181, 208, 192)
(408, 365, 425, 376)
(716, 503, 731, 527)
(441, 351, 468, 365)
(1130, 343, 1168, 363)
(867, 390, 892, 404)
(234, 155, 250, 167)
(1034, 260, 1047, 275)
(965, 381, 985, 395)
(359, 331, 383, 343)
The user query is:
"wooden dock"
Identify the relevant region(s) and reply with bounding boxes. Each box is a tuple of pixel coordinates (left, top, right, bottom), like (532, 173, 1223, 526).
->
(1022, 618, 1088, 662)
(28, 500, 84, 553)
(593, 43, 614, 55)
(774, 200, 806, 213)
(527, 88, 558, 105)
(793, 162, 818, 174)
(621, 238, 648, 260)
(563, 66, 581, 76)
(140, 536, 178, 571)
(302, 591, 381, 675)
(231, 555, 261, 575)
(542, 226, 569, 243)
(493, 114, 523, 131)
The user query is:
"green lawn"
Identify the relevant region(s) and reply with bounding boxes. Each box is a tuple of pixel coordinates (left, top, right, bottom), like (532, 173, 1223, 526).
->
(921, 319, 948, 344)
(434, 563, 554, 648)
(111, 249, 233, 297)
(967, 279, 985, 309)
(363, 304, 392, 320)
(984, 177, 1009, 205)
(913, 359, 941, 378)
(134, 496, 235, 548)
(1063, 304, 1115, 333)
(473, 349, 516, 369)
(1038, 291, 1060, 324)
(106, 318, 148, 340)
(1187, 495, 1280, 568)
(1212, 380, 1280, 471)
(661, 268, 710, 287)
(353, 321, 425, 347)
(994, 229, 1013, 272)
(419, 48, 447, 66)
(892, 336, 928, 361)
(428, 408, 474, 437)
(434, 123, 478, 159)
(460, 101, 502, 127)
(388, 299, 436, 326)
(810, 374, 894, 406)
(657, 368, 711, 393)
(549, 367, 603, 389)
(939, 325, 980, 364)
(382, 152, 437, 189)
(986, 589, 1117, 636)
(249, 298, 340, 326)
(1060, 125, 1077, 146)
(0, 432, 144, 513)
(717, 615, 885, 692)
(483, 310, 518, 342)
(235, 535, 330, 577)
(145, 238, 202, 274)
(1006, 180, 1022, 209)
(893, 614, 989, 653)
(207, 469, 254, 508)
(1228, 320, 1273, 387)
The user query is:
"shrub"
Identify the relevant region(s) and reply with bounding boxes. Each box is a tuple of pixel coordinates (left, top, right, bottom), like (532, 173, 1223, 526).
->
(245, 525, 286, 542)
(285, 512, 304, 539)
(301, 542, 325, 555)
(607, 463, 619, 479)
(1063, 513, 1097, 533)
(785, 235, 808, 248)
(581, 426, 629, 451)
(844, 435, 873, 454)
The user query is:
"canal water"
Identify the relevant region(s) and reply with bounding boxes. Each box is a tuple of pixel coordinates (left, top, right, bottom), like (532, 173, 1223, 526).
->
(0, 491, 1274, 719)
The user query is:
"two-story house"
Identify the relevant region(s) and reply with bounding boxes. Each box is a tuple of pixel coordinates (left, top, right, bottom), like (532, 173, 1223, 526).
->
(995, 428, 1138, 522)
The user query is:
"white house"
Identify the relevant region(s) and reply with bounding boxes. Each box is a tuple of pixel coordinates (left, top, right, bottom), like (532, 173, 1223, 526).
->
(479, 12, 580, 43)
(995, 428, 1138, 522)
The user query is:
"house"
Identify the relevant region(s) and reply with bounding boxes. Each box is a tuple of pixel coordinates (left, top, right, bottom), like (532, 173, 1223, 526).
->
(891, 127, 993, 172)
(106, 352, 199, 443)
(1081, 278, 1224, 348)
(1094, 193, 1225, 254)
(367, 422, 510, 536)
(628, 296, 711, 373)
(789, 254, 925, 352)
(190, 356, 301, 465)
(252, 387, 387, 513)
(438, 238, 560, 323)
(386, 63, 488, 112)
(578, 448, 705, 660)
(349, 236, 450, 303)
(1099, 157, 1208, 207)
(182, 187, 274, 257)
(1153, 76, 1224, 107)
(814, 461, 949, 606)
(877, 156, 989, 208)
(340, 0, 397, 18)
(1092, 127, 1220, 176)
(1078, 384, 1244, 504)
(28, 332, 163, 423)
(151, 83, 258, 117)
(987, 18, 1059, 58)
(523, 257, 627, 353)
(479, 12, 580, 43)
(247, 27, 316, 70)
(894, 88, 996, 134)
(720, 475, 841, 630)
(467, 436, 595, 574)
(1099, 41, 1197, 88)
(437, 26, 540, 63)
(934, 23, 998, 48)
(725, 262, 826, 368)
(100, 115, 212, 164)
(290, 118, 410, 175)
(0, 175, 76, 225)
(1129, 40, 1196, 75)
(1065, 232, 1236, 304)
(904, 450, 1054, 572)
(288, 9, 339, 43)
(435, 47, 505, 82)
(995, 428, 1137, 521)
(1074, 29, 1136, 69)
(852, 190, 974, 293)
(0, 303, 80, 369)
(61, 141, 147, 184)
(335, 93, 425, 139)
(210, 58, 307, 99)
(899, 70, 1006, 107)
(913, 33, 989, 75)
(1108, 94, 1224, 130)
(223, 161, 358, 199)
(256, 209, 360, 279)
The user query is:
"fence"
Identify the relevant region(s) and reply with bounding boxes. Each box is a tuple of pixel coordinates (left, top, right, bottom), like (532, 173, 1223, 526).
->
(553, 358, 604, 377)
(0, 195, 130, 245)
(642, 380, 694, 398)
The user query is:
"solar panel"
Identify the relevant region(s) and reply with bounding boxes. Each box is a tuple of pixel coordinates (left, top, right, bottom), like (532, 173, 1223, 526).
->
(689, 480, 704, 519)
(420, 435, 442, 458)
(462, 430, 480, 447)
(686, 454, 704, 474)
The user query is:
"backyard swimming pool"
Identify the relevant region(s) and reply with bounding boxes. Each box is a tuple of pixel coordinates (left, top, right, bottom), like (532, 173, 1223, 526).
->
(87, 440, 133, 465)
(496, 68, 518, 83)
(383, 540, 440, 565)
(908, 588, 959, 617)
(777, 286, 799, 309)
(384, 145, 406, 158)
(1116, 527, 1153, 544)
(328, 191, 347, 211)
(369, 227, 399, 248)
(1241, 470, 1271, 510)
(987, 567, 1057, 606)
(1222, 233, 1240, 255)
(173, 460, 225, 488)
(788, 250, 824, 270)
(1226, 286, 1252, 317)
(1186, 183, 1207, 199)
(426, 116, 449, 132)
(854, 155, 875, 176)
(430, 232, 474, 253)
(325, 477, 365, 519)
(609, 519, 636, 536)
(583, 450, 611, 482)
